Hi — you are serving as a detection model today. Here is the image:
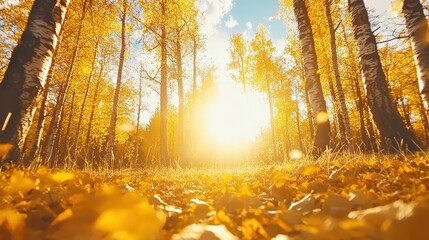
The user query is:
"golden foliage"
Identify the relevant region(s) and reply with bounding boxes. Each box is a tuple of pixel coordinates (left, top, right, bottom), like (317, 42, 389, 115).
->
(0, 155, 429, 239)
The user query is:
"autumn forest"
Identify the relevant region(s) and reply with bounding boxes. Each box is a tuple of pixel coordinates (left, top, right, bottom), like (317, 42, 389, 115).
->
(1, 0, 429, 239)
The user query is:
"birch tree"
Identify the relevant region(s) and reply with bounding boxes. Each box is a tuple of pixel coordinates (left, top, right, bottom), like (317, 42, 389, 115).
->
(349, 0, 421, 151)
(403, 0, 429, 114)
(293, 0, 330, 156)
(229, 33, 250, 92)
(325, 0, 352, 147)
(0, 0, 70, 165)
(105, 0, 128, 168)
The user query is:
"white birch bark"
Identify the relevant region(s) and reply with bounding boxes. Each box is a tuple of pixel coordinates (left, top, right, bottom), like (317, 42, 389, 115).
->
(403, 0, 429, 112)
(293, 0, 330, 156)
(349, 0, 421, 151)
(0, 0, 70, 165)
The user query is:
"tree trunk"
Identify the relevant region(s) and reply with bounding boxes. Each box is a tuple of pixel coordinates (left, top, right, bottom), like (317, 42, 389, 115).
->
(160, 0, 169, 166)
(135, 64, 143, 166)
(418, 89, 429, 144)
(240, 55, 246, 93)
(403, 0, 429, 113)
(295, 98, 304, 151)
(266, 77, 278, 162)
(192, 36, 198, 99)
(293, 0, 330, 157)
(84, 63, 103, 164)
(60, 90, 75, 167)
(327, 72, 342, 140)
(41, 0, 88, 166)
(325, 0, 352, 148)
(304, 90, 314, 142)
(105, 0, 127, 169)
(349, 0, 421, 152)
(72, 41, 98, 161)
(25, 59, 54, 165)
(0, 0, 69, 165)
(175, 30, 184, 164)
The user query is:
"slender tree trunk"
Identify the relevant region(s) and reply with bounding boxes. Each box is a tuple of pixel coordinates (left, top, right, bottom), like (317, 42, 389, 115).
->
(295, 98, 304, 151)
(135, 64, 143, 166)
(400, 96, 414, 131)
(85, 63, 103, 163)
(266, 77, 278, 162)
(175, 30, 185, 164)
(403, 0, 429, 113)
(418, 89, 429, 144)
(0, 0, 69, 165)
(42, 1, 88, 165)
(293, 0, 330, 157)
(240, 56, 246, 93)
(352, 75, 371, 150)
(160, 0, 169, 166)
(325, 0, 352, 148)
(105, 0, 127, 169)
(59, 90, 75, 167)
(327, 72, 342, 140)
(192, 37, 198, 99)
(304, 90, 314, 142)
(72, 42, 98, 160)
(349, 0, 421, 152)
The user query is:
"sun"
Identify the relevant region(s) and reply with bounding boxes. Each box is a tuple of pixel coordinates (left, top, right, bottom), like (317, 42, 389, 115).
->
(204, 81, 270, 146)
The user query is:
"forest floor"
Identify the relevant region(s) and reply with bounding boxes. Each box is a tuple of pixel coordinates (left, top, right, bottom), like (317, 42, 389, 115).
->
(1, 152, 429, 240)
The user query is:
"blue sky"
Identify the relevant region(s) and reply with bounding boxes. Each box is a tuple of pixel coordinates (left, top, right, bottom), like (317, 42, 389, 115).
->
(201, 0, 395, 75)
(221, 0, 286, 40)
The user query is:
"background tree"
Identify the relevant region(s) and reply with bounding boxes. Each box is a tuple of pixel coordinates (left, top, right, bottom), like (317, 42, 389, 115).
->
(249, 25, 280, 162)
(325, 0, 352, 148)
(229, 33, 250, 93)
(105, 0, 128, 168)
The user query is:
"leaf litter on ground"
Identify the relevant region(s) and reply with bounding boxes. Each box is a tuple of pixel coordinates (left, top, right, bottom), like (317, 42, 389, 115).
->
(1, 153, 429, 239)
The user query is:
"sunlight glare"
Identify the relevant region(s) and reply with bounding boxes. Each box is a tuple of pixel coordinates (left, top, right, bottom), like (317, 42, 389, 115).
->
(118, 123, 135, 133)
(204, 81, 270, 145)
(316, 112, 329, 124)
(289, 150, 303, 160)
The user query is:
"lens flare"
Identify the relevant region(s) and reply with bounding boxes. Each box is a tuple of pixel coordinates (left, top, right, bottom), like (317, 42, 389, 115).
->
(289, 150, 303, 160)
(316, 112, 329, 124)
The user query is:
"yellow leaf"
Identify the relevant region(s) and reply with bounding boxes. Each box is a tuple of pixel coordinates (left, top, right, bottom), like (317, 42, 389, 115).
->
(300, 165, 317, 176)
(52, 171, 74, 183)
(0, 143, 13, 159)
(51, 209, 73, 226)
(172, 224, 239, 240)
(94, 200, 165, 240)
(7, 170, 35, 194)
(390, 0, 403, 16)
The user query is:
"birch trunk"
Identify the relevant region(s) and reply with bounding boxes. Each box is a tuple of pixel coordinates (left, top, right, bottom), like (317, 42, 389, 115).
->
(84, 63, 103, 163)
(42, 0, 88, 165)
(349, 0, 421, 152)
(135, 65, 143, 165)
(325, 0, 352, 147)
(266, 77, 278, 162)
(0, 0, 69, 165)
(175, 31, 185, 164)
(105, 0, 127, 169)
(160, 0, 169, 166)
(293, 0, 330, 157)
(72, 42, 98, 161)
(403, 0, 429, 113)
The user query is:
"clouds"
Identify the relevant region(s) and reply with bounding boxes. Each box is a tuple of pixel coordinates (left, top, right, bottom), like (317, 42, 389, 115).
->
(197, 0, 234, 35)
(225, 15, 238, 28)
(246, 22, 253, 30)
